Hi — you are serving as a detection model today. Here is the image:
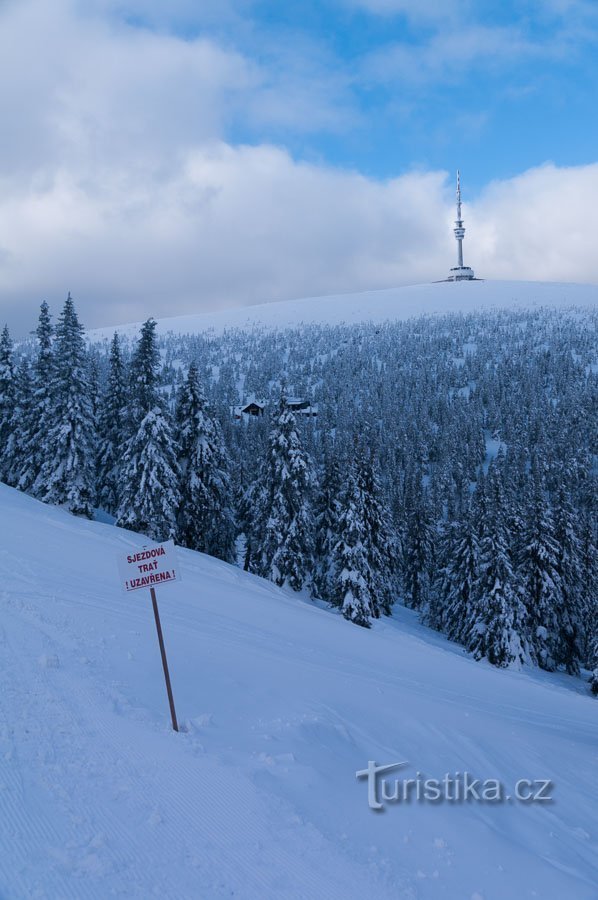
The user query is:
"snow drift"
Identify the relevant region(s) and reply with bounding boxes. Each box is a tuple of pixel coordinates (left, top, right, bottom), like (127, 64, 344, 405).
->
(0, 482, 597, 898)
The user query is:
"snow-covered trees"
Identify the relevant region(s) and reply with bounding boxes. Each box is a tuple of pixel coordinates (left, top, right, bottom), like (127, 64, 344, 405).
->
(115, 319, 180, 541)
(97, 333, 127, 514)
(325, 449, 396, 626)
(175, 362, 235, 561)
(35, 295, 96, 518)
(358, 452, 397, 617)
(313, 446, 343, 603)
(518, 476, 569, 671)
(27, 301, 56, 495)
(247, 394, 315, 591)
(1, 300, 595, 685)
(115, 408, 181, 540)
(403, 469, 435, 611)
(330, 463, 376, 626)
(463, 468, 528, 669)
(552, 482, 586, 674)
(0, 325, 15, 483)
(590, 629, 598, 695)
(428, 511, 479, 643)
(4, 358, 33, 488)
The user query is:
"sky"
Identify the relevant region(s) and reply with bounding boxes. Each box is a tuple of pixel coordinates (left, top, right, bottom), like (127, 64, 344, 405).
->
(1, 0, 598, 335)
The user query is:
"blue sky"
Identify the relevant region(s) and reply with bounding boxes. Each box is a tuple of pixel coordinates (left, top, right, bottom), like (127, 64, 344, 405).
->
(116, 0, 598, 189)
(0, 0, 598, 332)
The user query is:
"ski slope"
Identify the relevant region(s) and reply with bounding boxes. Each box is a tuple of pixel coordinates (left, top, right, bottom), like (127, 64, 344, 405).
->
(1, 483, 597, 899)
(90, 279, 598, 340)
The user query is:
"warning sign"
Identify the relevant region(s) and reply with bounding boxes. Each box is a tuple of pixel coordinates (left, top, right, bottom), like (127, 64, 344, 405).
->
(118, 540, 181, 593)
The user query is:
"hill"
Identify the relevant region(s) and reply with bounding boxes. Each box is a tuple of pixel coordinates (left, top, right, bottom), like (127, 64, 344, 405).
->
(1, 482, 597, 899)
(90, 279, 598, 339)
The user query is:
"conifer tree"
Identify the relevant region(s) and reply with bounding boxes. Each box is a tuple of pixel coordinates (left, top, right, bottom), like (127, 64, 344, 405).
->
(403, 469, 435, 610)
(115, 408, 180, 540)
(0, 325, 15, 483)
(323, 444, 396, 625)
(590, 629, 598, 695)
(35, 295, 96, 518)
(175, 362, 235, 561)
(428, 508, 479, 643)
(97, 333, 127, 514)
(115, 319, 180, 540)
(330, 462, 376, 626)
(518, 476, 567, 671)
(464, 467, 528, 668)
(313, 446, 344, 603)
(357, 449, 397, 615)
(248, 394, 315, 591)
(553, 481, 585, 674)
(5, 359, 33, 488)
(25, 302, 55, 494)
(128, 317, 161, 423)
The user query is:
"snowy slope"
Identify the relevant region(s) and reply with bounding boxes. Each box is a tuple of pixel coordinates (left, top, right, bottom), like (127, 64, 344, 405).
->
(90, 279, 598, 340)
(1, 482, 597, 899)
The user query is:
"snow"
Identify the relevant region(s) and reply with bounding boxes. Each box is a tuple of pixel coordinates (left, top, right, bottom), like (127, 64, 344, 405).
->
(89, 279, 598, 341)
(1, 482, 597, 898)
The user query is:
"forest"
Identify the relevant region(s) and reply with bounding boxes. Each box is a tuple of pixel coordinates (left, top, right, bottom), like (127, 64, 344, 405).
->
(0, 295, 596, 686)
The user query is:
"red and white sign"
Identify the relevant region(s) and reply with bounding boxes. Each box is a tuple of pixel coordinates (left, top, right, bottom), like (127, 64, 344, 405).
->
(118, 540, 181, 593)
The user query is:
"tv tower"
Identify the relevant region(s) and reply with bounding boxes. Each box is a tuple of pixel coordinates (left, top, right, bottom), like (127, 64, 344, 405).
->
(447, 170, 475, 281)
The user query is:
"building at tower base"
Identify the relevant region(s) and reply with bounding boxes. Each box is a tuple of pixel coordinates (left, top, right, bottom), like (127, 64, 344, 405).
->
(447, 265, 476, 281)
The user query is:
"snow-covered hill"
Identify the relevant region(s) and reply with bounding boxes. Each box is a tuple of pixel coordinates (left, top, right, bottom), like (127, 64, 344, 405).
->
(90, 279, 598, 340)
(1, 482, 597, 899)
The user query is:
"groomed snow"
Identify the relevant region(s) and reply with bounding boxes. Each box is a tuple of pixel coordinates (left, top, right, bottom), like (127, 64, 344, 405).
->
(90, 279, 598, 340)
(1, 482, 597, 898)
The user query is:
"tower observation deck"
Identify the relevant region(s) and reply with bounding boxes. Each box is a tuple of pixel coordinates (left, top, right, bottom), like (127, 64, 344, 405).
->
(447, 170, 476, 281)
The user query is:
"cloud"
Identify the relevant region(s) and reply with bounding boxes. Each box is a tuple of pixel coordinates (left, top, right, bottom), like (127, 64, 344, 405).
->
(0, 142, 450, 332)
(471, 162, 598, 282)
(0, 1, 253, 178)
(3, 143, 598, 338)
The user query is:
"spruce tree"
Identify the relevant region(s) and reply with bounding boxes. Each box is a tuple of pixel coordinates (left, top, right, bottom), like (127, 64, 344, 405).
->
(403, 469, 435, 610)
(357, 449, 397, 616)
(313, 447, 344, 603)
(35, 295, 96, 518)
(115, 319, 180, 541)
(0, 325, 15, 483)
(128, 317, 161, 422)
(5, 359, 33, 488)
(553, 481, 585, 674)
(518, 477, 567, 671)
(26, 302, 55, 495)
(330, 463, 376, 626)
(248, 394, 315, 591)
(115, 408, 180, 541)
(590, 630, 598, 695)
(97, 333, 127, 514)
(428, 508, 479, 643)
(175, 362, 235, 561)
(464, 468, 528, 669)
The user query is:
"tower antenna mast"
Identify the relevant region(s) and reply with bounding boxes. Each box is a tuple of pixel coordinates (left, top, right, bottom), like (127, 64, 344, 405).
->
(447, 170, 475, 281)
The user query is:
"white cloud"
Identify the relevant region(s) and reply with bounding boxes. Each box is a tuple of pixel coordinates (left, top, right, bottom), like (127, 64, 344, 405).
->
(0, 142, 450, 331)
(471, 163, 598, 282)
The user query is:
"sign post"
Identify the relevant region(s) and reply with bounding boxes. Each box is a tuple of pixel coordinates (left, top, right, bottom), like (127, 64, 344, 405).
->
(149, 586, 179, 732)
(118, 540, 181, 732)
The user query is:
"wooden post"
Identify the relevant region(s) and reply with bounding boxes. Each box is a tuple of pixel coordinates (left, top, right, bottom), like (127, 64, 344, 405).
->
(149, 587, 179, 732)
